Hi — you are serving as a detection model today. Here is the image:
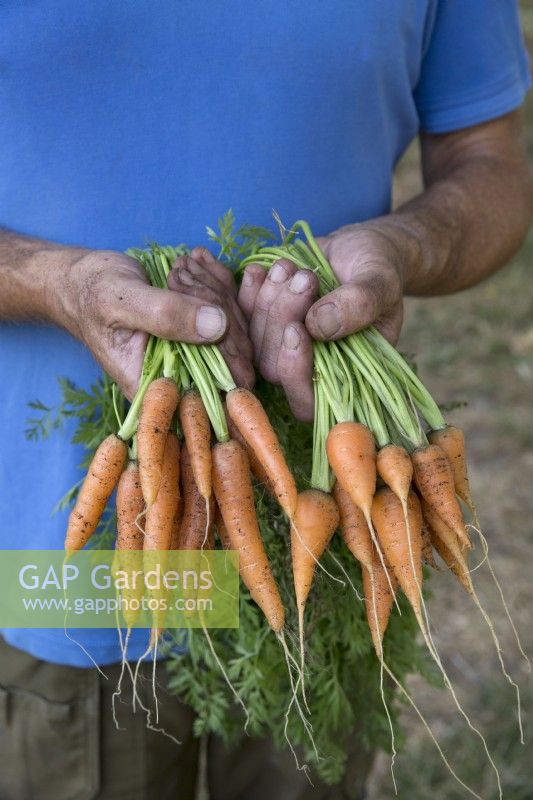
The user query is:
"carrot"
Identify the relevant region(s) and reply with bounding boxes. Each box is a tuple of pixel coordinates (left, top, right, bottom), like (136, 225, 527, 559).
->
(144, 432, 180, 551)
(116, 462, 145, 551)
(137, 377, 180, 507)
(225, 388, 297, 518)
(430, 525, 472, 594)
(425, 502, 525, 741)
(215, 506, 232, 550)
(291, 488, 339, 703)
(179, 390, 212, 500)
(65, 434, 127, 550)
(169, 498, 182, 550)
(212, 439, 284, 632)
(363, 552, 397, 656)
(114, 462, 145, 631)
(411, 444, 471, 551)
(421, 521, 438, 569)
(291, 489, 339, 616)
(423, 500, 471, 590)
(225, 410, 273, 494)
(326, 422, 396, 598)
(371, 487, 423, 621)
(377, 444, 413, 503)
(333, 482, 373, 572)
(179, 445, 215, 550)
(326, 422, 376, 513)
(428, 425, 474, 512)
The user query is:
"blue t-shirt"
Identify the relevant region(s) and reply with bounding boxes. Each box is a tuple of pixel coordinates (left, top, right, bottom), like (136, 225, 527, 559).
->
(0, 0, 529, 666)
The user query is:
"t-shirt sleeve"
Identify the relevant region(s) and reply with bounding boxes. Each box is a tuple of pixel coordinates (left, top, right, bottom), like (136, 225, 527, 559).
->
(414, 0, 531, 133)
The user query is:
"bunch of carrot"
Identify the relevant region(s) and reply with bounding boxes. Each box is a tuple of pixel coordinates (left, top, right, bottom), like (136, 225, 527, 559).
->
(55, 220, 527, 794)
(238, 220, 482, 661)
(63, 245, 294, 648)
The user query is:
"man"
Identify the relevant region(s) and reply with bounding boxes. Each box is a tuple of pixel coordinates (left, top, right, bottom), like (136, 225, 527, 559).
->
(0, 2, 531, 798)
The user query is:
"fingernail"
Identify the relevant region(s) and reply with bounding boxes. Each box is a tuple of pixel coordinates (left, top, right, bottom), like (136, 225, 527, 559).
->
(224, 337, 238, 356)
(196, 306, 226, 339)
(269, 263, 288, 284)
(314, 303, 341, 337)
(283, 324, 301, 350)
(289, 271, 310, 294)
(241, 269, 255, 287)
(178, 268, 196, 286)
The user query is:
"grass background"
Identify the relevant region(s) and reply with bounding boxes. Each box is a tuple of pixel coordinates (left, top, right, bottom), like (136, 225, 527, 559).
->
(368, 3, 533, 797)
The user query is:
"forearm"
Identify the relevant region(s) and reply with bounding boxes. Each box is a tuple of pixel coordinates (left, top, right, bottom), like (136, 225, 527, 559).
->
(0, 228, 88, 323)
(363, 115, 533, 296)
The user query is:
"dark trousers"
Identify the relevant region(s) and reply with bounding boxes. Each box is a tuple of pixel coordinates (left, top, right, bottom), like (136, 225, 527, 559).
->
(0, 636, 373, 800)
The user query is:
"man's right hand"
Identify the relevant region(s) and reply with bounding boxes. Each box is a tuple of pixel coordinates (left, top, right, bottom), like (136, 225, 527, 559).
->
(46, 248, 253, 399)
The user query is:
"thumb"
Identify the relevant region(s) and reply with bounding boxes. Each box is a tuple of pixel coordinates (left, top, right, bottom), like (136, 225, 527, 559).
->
(305, 274, 390, 341)
(116, 283, 228, 343)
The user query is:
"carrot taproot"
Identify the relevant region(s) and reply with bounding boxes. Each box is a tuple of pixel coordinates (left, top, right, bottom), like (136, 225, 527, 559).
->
(377, 444, 413, 503)
(114, 462, 145, 630)
(428, 425, 474, 512)
(225, 410, 273, 494)
(144, 432, 180, 551)
(430, 526, 472, 594)
(421, 521, 438, 570)
(225, 388, 297, 518)
(116, 462, 145, 551)
(327, 422, 396, 598)
(65, 434, 127, 550)
(169, 498, 182, 550)
(371, 487, 423, 620)
(333, 482, 373, 572)
(137, 377, 180, 507)
(179, 390, 212, 500)
(179, 445, 215, 550)
(212, 438, 284, 632)
(422, 499, 472, 593)
(291, 488, 339, 701)
(215, 506, 232, 550)
(326, 422, 376, 513)
(291, 489, 339, 616)
(363, 552, 397, 656)
(411, 444, 471, 551)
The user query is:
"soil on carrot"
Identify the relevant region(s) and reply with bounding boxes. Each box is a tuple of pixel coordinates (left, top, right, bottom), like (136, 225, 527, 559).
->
(369, 9, 533, 795)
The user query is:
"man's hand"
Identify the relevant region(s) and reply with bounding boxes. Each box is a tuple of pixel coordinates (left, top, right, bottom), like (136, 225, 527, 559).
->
(239, 111, 533, 422)
(238, 227, 404, 421)
(48, 247, 253, 399)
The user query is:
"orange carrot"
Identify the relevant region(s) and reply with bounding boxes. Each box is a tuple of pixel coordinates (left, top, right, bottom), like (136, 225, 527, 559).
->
(421, 521, 438, 569)
(179, 445, 215, 550)
(144, 432, 180, 551)
(291, 489, 339, 616)
(422, 499, 472, 593)
(137, 377, 180, 507)
(65, 434, 127, 550)
(333, 482, 373, 572)
(371, 488, 423, 619)
(179, 390, 212, 500)
(363, 552, 397, 656)
(212, 439, 284, 632)
(225, 410, 274, 494)
(169, 498, 183, 550)
(428, 425, 473, 511)
(115, 462, 145, 629)
(327, 423, 396, 597)
(377, 444, 413, 503)
(215, 506, 232, 550)
(411, 444, 471, 551)
(326, 422, 376, 514)
(116, 461, 145, 551)
(225, 388, 297, 517)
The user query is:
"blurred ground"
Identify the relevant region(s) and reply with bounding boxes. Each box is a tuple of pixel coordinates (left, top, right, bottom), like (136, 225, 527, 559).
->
(369, 4, 533, 798)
